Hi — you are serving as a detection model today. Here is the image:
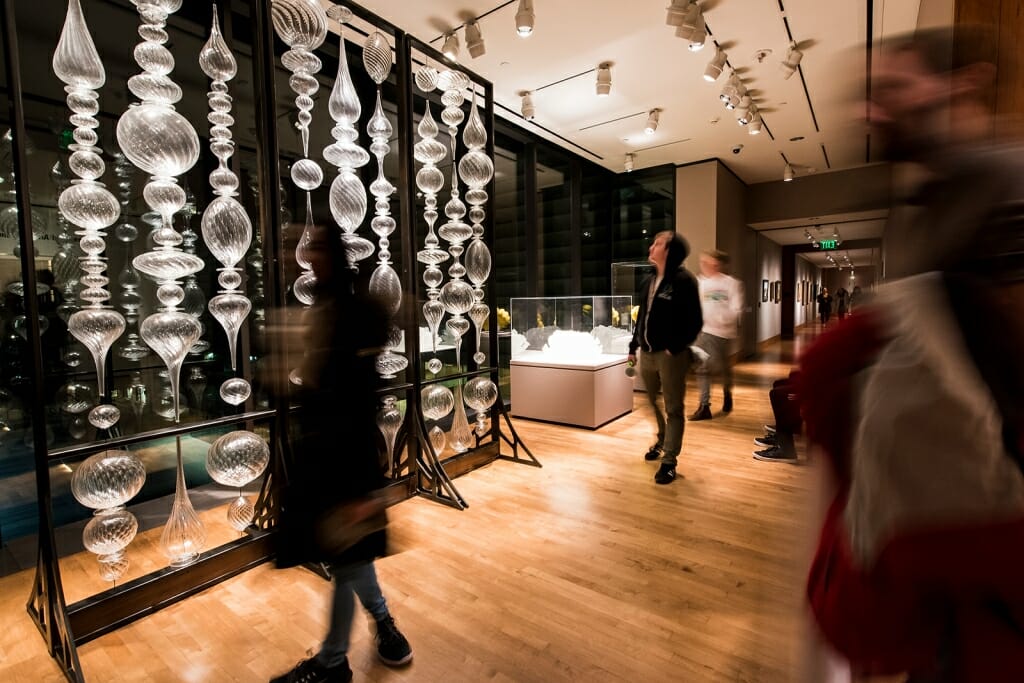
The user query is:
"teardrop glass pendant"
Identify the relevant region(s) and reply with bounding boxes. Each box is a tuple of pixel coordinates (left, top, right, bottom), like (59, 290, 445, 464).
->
(160, 438, 206, 567)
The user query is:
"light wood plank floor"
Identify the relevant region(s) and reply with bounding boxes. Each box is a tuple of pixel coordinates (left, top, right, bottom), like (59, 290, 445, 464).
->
(1, 342, 835, 683)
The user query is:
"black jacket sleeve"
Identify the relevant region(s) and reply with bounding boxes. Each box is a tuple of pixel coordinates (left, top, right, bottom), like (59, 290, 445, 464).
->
(629, 275, 652, 355)
(669, 269, 702, 353)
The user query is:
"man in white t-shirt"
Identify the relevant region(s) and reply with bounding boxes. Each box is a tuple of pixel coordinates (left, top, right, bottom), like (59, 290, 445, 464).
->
(690, 250, 744, 421)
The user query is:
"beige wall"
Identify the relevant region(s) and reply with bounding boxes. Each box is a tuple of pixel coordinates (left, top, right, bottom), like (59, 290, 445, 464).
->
(918, 0, 954, 28)
(674, 162, 717, 274)
(715, 164, 758, 357)
(746, 164, 891, 227)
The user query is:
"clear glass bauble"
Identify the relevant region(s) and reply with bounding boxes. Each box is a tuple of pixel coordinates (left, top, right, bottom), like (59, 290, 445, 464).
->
(293, 270, 317, 306)
(52, 0, 105, 90)
(437, 70, 470, 92)
(133, 250, 204, 283)
(428, 424, 446, 456)
(209, 293, 251, 371)
(160, 449, 206, 567)
(464, 376, 499, 412)
(463, 95, 487, 150)
(219, 377, 251, 405)
(83, 507, 138, 555)
(199, 8, 237, 82)
(58, 182, 120, 231)
(426, 357, 443, 375)
(465, 239, 492, 285)
(415, 65, 438, 92)
(71, 450, 147, 509)
(329, 172, 367, 234)
(206, 430, 270, 488)
(449, 384, 474, 453)
(140, 312, 202, 422)
(473, 351, 486, 365)
(438, 220, 473, 244)
(341, 233, 374, 263)
(422, 299, 445, 345)
(376, 395, 403, 464)
(415, 164, 445, 194)
(440, 280, 474, 315)
(68, 309, 126, 396)
(201, 196, 252, 268)
(227, 495, 254, 531)
(328, 31, 360, 126)
(270, 0, 327, 51)
(88, 403, 121, 429)
(458, 150, 494, 190)
(289, 158, 323, 191)
(117, 104, 200, 178)
(421, 383, 454, 421)
(375, 350, 408, 379)
(362, 31, 392, 85)
(446, 316, 470, 339)
(57, 382, 95, 414)
(97, 553, 130, 582)
(368, 264, 401, 317)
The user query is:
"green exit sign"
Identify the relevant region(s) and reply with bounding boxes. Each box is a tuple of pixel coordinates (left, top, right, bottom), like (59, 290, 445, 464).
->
(818, 239, 838, 250)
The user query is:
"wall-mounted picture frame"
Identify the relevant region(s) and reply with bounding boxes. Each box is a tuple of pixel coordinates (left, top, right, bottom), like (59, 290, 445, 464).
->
(762, 279, 769, 302)
(774, 281, 782, 303)
(797, 281, 803, 304)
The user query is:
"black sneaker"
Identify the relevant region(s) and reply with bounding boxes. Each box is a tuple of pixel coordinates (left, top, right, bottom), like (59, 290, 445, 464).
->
(763, 424, 777, 434)
(654, 464, 676, 484)
(269, 657, 352, 683)
(644, 445, 662, 461)
(722, 391, 733, 414)
(753, 446, 798, 463)
(754, 434, 776, 448)
(688, 404, 712, 421)
(375, 615, 413, 666)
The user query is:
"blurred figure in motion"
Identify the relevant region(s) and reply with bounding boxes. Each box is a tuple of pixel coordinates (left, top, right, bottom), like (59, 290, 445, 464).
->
(816, 286, 832, 326)
(689, 249, 743, 421)
(272, 224, 412, 683)
(799, 26, 1024, 682)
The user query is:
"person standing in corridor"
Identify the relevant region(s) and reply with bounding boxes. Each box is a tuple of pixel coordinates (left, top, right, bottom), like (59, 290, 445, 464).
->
(690, 249, 744, 421)
(628, 231, 703, 485)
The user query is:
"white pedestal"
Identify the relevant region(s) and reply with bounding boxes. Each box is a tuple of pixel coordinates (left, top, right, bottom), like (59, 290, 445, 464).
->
(510, 351, 633, 428)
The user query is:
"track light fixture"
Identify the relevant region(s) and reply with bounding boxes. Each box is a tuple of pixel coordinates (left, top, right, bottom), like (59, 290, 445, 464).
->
(720, 74, 740, 104)
(674, 1, 702, 40)
(516, 0, 535, 37)
(596, 63, 612, 96)
(465, 21, 485, 58)
(442, 31, 460, 61)
(665, 0, 690, 26)
(687, 13, 707, 51)
(783, 163, 794, 182)
(625, 153, 635, 172)
(521, 91, 535, 120)
(737, 103, 755, 126)
(748, 113, 763, 135)
(645, 109, 661, 135)
(781, 42, 803, 79)
(704, 49, 728, 82)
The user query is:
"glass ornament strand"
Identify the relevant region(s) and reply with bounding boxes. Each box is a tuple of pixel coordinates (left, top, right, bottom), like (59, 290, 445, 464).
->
(200, 5, 253, 405)
(52, 0, 125, 430)
(113, 153, 150, 362)
(270, 0, 327, 306)
(414, 102, 449, 377)
(119, 0, 203, 424)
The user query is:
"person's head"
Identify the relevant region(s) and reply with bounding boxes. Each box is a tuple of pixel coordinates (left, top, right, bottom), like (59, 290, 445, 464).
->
(823, 287, 829, 295)
(305, 223, 351, 288)
(700, 249, 728, 277)
(647, 230, 689, 275)
(870, 25, 998, 162)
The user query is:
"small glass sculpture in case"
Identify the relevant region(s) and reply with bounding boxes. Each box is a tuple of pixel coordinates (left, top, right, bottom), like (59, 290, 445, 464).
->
(509, 296, 633, 359)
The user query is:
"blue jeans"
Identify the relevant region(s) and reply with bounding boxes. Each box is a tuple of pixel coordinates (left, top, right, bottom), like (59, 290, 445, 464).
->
(317, 561, 389, 667)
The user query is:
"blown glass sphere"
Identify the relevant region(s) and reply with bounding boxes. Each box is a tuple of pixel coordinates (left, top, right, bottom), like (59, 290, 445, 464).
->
(368, 265, 401, 317)
(88, 403, 121, 429)
(270, 0, 327, 51)
(202, 196, 252, 268)
(227, 495, 254, 531)
(375, 350, 408, 379)
(219, 377, 251, 405)
(421, 384, 454, 421)
(440, 280, 475, 315)
(290, 158, 323, 191)
(464, 376, 499, 412)
(97, 553, 130, 582)
(58, 182, 120, 231)
(428, 424, 446, 456)
(71, 450, 147, 509)
(415, 65, 438, 92)
(117, 104, 200, 178)
(206, 430, 270, 488)
(83, 507, 138, 555)
(426, 357, 443, 375)
(362, 31, 392, 85)
(57, 382, 95, 414)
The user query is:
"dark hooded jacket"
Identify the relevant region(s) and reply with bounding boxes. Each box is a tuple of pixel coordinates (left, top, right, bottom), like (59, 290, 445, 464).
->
(629, 234, 703, 355)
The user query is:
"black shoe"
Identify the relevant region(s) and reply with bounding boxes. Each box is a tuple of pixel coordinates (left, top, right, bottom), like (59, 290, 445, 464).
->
(654, 464, 677, 484)
(376, 615, 413, 666)
(763, 424, 776, 434)
(754, 434, 777, 448)
(270, 657, 352, 683)
(722, 391, 733, 414)
(753, 446, 798, 463)
(688, 404, 712, 421)
(644, 445, 662, 461)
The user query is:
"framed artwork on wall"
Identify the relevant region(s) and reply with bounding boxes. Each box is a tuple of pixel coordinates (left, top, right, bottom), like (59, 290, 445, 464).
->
(774, 281, 782, 303)
(798, 281, 804, 304)
(762, 279, 768, 302)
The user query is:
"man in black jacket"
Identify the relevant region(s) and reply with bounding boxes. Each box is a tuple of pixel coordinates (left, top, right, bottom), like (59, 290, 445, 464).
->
(628, 231, 703, 484)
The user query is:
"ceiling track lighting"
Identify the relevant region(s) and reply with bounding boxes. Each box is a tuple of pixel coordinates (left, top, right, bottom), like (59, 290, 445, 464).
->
(442, 31, 460, 61)
(737, 103, 755, 126)
(783, 163, 794, 182)
(515, 0, 535, 37)
(665, 0, 690, 26)
(624, 152, 635, 172)
(748, 114, 763, 135)
(645, 109, 661, 135)
(596, 63, 612, 96)
(719, 74, 739, 103)
(465, 20, 485, 59)
(781, 42, 803, 80)
(521, 91, 535, 120)
(687, 14, 707, 51)
(704, 48, 728, 82)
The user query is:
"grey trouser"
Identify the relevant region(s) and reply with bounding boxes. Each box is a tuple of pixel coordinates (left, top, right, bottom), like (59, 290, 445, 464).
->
(695, 332, 733, 407)
(639, 349, 691, 466)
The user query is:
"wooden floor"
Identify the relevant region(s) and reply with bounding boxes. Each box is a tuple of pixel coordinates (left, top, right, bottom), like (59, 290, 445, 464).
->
(1, 334, 838, 683)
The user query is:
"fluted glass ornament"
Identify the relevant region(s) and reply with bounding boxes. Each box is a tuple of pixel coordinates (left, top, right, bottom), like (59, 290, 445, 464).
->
(161, 440, 205, 567)
(206, 430, 269, 488)
(375, 348, 408, 379)
(362, 31, 391, 85)
(201, 6, 253, 385)
(376, 395, 403, 472)
(71, 450, 146, 510)
(415, 63, 438, 92)
(273, 0, 327, 306)
(54, 0, 125, 426)
(415, 103, 449, 374)
(428, 424, 446, 457)
(469, 302, 489, 366)
(421, 384, 454, 421)
(88, 403, 121, 430)
(97, 553, 130, 582)
(449, 384, 474, 453)
(120, 0, 202, 424)
(227, 495, 254, 531)
(83, 507, 138, 556)
(426, 358, 443, 375)
(465, 376, 498, 435)
(57, 382, 94, 415)
(220, 377, 251, 405)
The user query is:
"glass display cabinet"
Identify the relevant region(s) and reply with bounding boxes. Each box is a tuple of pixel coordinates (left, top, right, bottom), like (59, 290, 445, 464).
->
(508, 296, 634, 429)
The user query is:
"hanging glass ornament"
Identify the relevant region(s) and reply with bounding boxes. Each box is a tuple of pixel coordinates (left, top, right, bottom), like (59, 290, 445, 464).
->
(227, 495, 255, 531)
(272, 0, 327, 306)
(49, 161, 80, 324)
(421, 383, 454, 457)
(160, 438, 206, 567)
(201, 6, 253, 397)
(464, 375, 498, 436)
(113, 153, 150, 362)
(206, 430, 269, 530)
(376, 394, 403, 474)
(180, 210, 210, 357)
(324, 5, 373, 267)
(119, 0, 202, 424)
(449, 384, 474, 453)
(414, 103, 449, 375)
(53, 0, 125, 428)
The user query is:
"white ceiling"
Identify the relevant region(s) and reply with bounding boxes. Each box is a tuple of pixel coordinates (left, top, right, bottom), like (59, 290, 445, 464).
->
(799, 246, 880, 268)
(757, 217, 885, 245)
(347, 0, 922, 183)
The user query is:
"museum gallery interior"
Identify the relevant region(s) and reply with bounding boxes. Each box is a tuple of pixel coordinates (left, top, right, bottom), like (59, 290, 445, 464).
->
(0, 0, 1009, 681)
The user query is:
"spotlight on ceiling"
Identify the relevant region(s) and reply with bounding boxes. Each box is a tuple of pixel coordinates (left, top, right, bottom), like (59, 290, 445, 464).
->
(645, 109, 661, 135)
(515, 0, 535, 37)
(665, 0, 690, 26)
(719, 74, 739, 102)
(704, 49, 728, 82)
(781, 42, 803, 79)
(687, 14, 707, 51)
(521, 91, 535, 120)
(737, 104, 755, 126)
(783, 163, 794, 182)
(748, 113, 763, 135)
(442, 31, 460, 61)
(466, 21, 485, 58)
(624, 153, 635, 172)
(596, 63, 612, 96)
